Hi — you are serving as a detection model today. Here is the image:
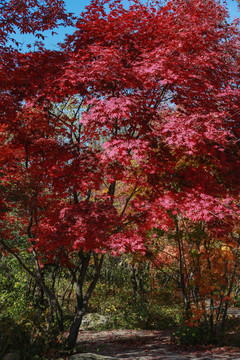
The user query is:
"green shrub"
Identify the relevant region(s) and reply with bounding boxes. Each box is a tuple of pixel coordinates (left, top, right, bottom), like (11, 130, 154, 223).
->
(0, 317, 65, 360)
(87, 281, 183, 331)
(171, 324, 211, 345)
(0, 317, 31, 359)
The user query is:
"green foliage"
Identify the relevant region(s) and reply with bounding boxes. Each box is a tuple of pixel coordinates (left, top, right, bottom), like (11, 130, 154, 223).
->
(0, 254, 30, 320)
(0, 316, 67, 360)
(234, 294, 240, 307)
(171, 324, 211, 345)
(0, 253, 66, 359)
(105, 299, 183, 330)
(171, 319, 240, 346)
(0, 317, 30, 359)
(88, 282, 183, 331)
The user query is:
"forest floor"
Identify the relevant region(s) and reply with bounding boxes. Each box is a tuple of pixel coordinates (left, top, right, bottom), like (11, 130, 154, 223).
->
(74, 329, 240, 360)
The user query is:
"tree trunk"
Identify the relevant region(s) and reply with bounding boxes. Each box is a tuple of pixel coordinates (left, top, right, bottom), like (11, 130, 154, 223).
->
(67, 300, 87, 349)
(131, 264, 138, 300)
(67, 252, 104, 349)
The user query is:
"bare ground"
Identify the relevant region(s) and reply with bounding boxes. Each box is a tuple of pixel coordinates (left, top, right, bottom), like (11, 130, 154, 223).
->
(72, 329, 240, 360)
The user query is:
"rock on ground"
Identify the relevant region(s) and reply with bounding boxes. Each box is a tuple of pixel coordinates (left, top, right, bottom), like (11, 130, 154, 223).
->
(68, 354, 116, 360)
(2, 353, 21, 360)
(81, 313, 111, 330)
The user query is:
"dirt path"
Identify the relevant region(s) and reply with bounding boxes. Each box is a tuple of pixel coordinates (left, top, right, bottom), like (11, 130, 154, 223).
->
(75, 330, 240, 360)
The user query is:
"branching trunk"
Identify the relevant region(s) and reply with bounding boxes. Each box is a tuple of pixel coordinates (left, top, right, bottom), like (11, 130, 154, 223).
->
(67, 251, 104, 349)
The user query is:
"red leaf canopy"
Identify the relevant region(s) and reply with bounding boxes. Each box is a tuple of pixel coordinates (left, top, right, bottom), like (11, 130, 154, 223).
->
(1, 0, 239, 261)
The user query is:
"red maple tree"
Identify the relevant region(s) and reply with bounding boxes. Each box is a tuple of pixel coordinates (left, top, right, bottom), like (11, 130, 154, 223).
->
(0, 0, 239, 349)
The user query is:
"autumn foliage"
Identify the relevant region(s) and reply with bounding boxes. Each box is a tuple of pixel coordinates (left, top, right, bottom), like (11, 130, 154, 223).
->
(0, 0, 240, 349)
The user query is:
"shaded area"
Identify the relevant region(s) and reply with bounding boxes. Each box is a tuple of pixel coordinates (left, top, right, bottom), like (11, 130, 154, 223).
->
(74, 330, 240, 360)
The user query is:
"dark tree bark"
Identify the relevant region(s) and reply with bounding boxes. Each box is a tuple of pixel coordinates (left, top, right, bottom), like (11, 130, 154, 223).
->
(67, 251, 104, 349)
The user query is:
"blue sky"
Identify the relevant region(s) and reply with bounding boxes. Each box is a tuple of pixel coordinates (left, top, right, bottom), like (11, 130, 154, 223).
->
(12, 0, 240, 51)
